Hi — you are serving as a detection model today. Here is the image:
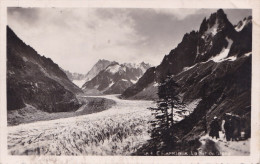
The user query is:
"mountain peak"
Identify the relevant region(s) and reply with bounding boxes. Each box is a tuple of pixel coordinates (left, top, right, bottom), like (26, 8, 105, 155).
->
(195, 9, 238, 63)
(82, 61, 151, 94)
(199, 9, 232, 36)
(216, 9, 225, 15)
(140, 61, 151, 67)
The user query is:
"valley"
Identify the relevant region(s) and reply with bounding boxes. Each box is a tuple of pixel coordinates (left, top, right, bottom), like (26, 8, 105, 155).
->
(6, 8, 253, 157)
(7, 94, 249, 156)
(8, 95, 155, 155)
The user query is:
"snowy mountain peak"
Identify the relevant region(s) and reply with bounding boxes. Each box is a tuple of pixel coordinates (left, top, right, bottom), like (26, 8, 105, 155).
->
(84, 60, 116, 82)
(82, 61, 151, 94)
(199, 9, 232, 36)
(122, 62, 151, 71)
(64, 59, 116, 87)
(122, 63, 138, 69)
(106, 63, 122, 74)
(235, 16, 252, 32)
(195, 10, 237, 63)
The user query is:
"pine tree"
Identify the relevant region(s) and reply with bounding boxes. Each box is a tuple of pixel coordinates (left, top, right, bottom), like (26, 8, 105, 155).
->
(149, 73, 184, 152)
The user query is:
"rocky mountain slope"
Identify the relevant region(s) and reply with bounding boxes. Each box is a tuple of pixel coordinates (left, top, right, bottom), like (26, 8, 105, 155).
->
(121, 9, 252, 148)
(122, 9, 251, 100)
(84, 59, 115, 82)
(82, 62, 151, 94)
(7, 26, 82, 112)
(63, 59, 114, 87)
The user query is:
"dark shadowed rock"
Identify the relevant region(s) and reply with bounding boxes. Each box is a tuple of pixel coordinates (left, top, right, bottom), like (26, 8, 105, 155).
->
(122, 9, 251, 101)
(7, 26, 81, 112)
(122, 10, 252, 153)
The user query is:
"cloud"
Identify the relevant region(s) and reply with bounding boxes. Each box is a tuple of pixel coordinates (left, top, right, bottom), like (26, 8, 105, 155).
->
(8, 8, 145, 73)
(8, 8, 40, 26)
(153, 8, 202, 20)
(7, 8, 251, 74)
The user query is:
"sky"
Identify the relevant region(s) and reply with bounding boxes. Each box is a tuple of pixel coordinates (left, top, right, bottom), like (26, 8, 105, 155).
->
(7, 8, 251, 74)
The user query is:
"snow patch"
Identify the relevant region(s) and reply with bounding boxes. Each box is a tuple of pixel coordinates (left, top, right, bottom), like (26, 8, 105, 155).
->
(235, 23, 246, 32)
(106, 65, 120, 74)
(199, 134, 250, 156)
(121, 79, 128, 82)
(130, 79, 137, 84)
(206, 19, 219, 36)
(211, 37, 233, 62)
(244, 52, 252, 57)
(140, 66, 146, 73)
(196, 46, 200, 57)
(235, 18, 251, 32)
(123, 63, 138, 69)
(123, 62, 149, 73)
(183, 99, 202, 115)
(153, 82, 158, 87)
(122, 66, 126, 72)
(108, 82, 114, 87)
(22, 57, 28, 62)
(183, 64, 196, 71)
(226, 56, 237, 61)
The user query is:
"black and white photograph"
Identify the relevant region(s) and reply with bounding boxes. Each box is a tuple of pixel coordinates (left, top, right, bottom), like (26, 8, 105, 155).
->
(0, 1, 260, 163)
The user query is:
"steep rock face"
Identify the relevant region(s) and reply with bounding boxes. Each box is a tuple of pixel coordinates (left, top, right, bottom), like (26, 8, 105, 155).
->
(120, 67, 156, 99)
(157, 31, 199, 78)
(85, 59, 115, 82)
(229, 16, 252, 58)
(171, 14, 252, 140)
(121, 9, 251, 100)
(234, 16, 252, 32)
(132, 10, 252, 153)
(82, 62, 151, 94)
(195, 9, 237, 63)
(172, 55, 251, 141)
(121, 30, 199, 99)
(63, 59, 115, 88)
(129, 10, 252, 148)
(7, 26, 81, 112)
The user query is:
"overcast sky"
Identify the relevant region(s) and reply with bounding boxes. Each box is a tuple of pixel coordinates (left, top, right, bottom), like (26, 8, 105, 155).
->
(8, 8, 251, 74)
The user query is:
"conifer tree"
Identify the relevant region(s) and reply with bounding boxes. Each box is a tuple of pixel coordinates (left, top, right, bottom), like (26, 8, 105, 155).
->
(149, 73, 184, 152)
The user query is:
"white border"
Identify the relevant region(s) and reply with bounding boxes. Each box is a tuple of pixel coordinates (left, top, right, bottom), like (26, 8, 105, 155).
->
(0, 0, 259, 163)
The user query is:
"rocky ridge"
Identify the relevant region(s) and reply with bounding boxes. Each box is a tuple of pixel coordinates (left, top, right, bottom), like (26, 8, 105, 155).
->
(82, 61, 151, 94)
(7, 26, 81, 112)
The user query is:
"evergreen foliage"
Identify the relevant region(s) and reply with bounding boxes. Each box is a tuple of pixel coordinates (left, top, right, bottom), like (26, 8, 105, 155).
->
(149, 73, 184, 152)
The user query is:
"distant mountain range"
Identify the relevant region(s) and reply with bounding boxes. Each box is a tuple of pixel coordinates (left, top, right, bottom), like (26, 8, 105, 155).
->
(121, 9, 252, 141)
(63, 59, 114, 88)
(63, 59, 151, 95)
(7, 26, 82, 112)
(82, 61, 151, 94)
